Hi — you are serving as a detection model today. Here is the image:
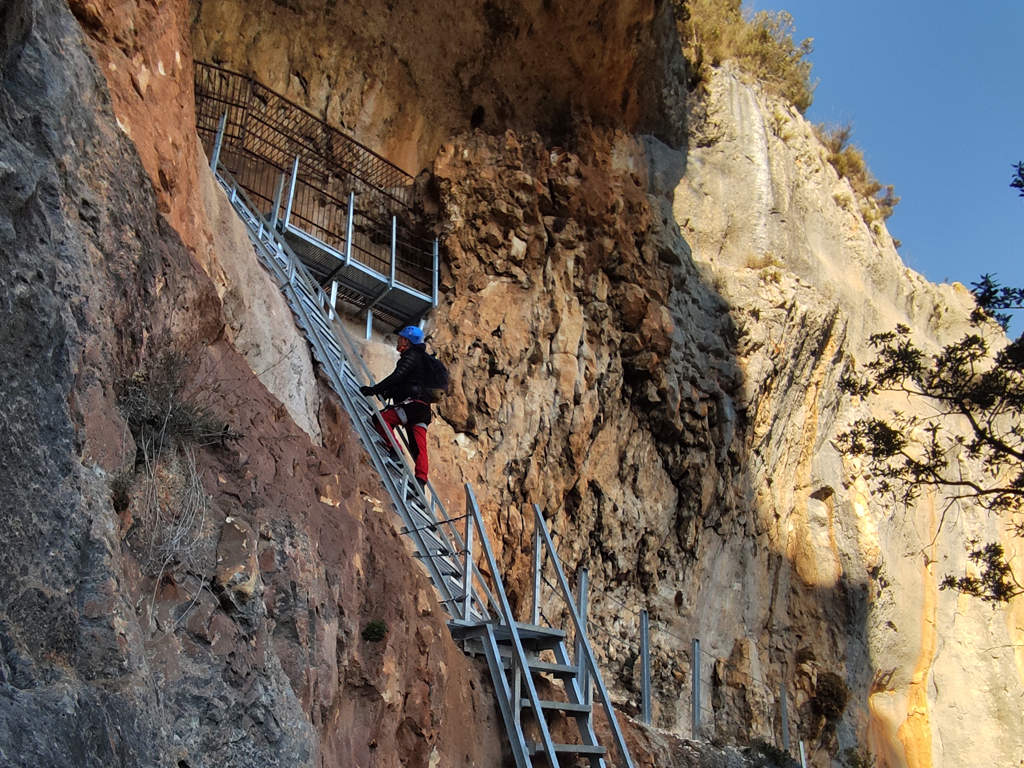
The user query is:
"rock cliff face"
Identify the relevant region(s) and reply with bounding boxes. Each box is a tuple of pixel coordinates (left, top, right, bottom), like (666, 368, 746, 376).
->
(671, 65, 1024, 768)
(1, 1, 501, 767)
(2, 0, 1022, 767)
(191, 0, 688, 171)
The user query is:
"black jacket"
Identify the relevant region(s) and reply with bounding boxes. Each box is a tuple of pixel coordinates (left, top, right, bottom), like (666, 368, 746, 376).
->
(368, 344, 428, 401)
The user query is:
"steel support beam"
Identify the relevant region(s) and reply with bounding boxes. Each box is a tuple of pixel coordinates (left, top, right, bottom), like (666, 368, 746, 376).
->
(462, 511, 474, 622)
(210, 111, 227, 171)
(328, 280, 339, 321)
(692, 638, 701, 738)
(283, 155, 299, 229)
(345, 191, 355, 267)
(531, 522, 542, 626)
(270, 172, 286, 230)
(576, 568, 591, 707)
(432, 239, 439, 306)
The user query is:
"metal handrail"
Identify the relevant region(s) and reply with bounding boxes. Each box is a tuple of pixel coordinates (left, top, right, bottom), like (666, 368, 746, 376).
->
(195, 63, 437, 311)
(530, 503, 635, 768)
(213, 164, 463, 612)
(466, 485, 560, 767)
(214, 158, 502, 622)
(195, 61, 413, 205)
(211, 137, 634, 767)
(324, 296, 503, 619)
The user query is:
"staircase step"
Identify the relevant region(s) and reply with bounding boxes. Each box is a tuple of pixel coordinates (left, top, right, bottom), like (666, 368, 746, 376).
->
(412, 551, 462, 577)
(527, 742, 606, 757)
(399, 526, 447, 552)
(520, 698, 591, 715)
(500, 657, 578, 678)
(530, 660, 578, 678)
(487, 622, 565, 651)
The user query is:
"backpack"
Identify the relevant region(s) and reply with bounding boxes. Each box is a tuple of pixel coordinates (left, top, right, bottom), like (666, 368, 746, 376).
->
(420, 353, 450, 403)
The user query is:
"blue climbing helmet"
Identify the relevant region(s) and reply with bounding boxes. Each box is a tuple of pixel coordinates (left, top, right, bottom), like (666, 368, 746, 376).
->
(398, 325, 424, 345)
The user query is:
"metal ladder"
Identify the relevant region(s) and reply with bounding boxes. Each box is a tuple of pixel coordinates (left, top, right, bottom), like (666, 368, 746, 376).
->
(209, 161, 635, 768)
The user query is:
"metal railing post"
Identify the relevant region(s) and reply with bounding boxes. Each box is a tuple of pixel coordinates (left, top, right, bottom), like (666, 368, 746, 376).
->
(344, 191, 354, 266)
(390, 215, 397, 286)
(270, 172, 286, 230)
(692, 638, 701, 738)
(462, 509, 474, 622)
(210, 111, 227, 171)
(432, 239, 439, 306)
(799, 740, 808, 768)
(575, 568, 590, 706)
(365, 309, 374, 340)
(530, 504, 635, 768)
(780, 680, 790, 752)
(328, 280, 339, 321)
(283, 156, 299, 229)
(641, 609, 651, 725)
(531, 521, 541, 625)
(469, 489, 561, 767)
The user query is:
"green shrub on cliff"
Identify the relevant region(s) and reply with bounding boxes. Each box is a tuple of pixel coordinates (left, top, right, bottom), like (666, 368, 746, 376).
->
(676, 0, 815, 112)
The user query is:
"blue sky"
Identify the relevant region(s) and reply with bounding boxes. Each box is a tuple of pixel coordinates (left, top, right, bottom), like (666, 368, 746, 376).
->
(746, 0, 1023, 296)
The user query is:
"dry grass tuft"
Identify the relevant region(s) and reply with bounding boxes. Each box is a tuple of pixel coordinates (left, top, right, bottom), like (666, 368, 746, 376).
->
(112, 342, 229, 603)
(815, 122, 900, 226)
(677, 0, 815, 112)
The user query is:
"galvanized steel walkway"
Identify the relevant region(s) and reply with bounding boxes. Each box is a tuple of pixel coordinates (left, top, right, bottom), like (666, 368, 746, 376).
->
(194, 62, 436, 335)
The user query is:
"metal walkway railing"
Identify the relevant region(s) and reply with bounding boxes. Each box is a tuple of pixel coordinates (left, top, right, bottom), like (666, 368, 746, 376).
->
(195, 62, 437, 334)
(208, 153, 634, 768)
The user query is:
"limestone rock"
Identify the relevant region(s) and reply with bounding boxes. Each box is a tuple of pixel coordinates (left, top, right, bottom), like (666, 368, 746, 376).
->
(215, 517, 260, 600)
(6, 0, 1021, 765)
(192, 0, 688, 171)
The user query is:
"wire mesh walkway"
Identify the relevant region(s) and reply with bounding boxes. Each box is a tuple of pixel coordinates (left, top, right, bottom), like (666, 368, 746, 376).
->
(194, 62, 437, 332)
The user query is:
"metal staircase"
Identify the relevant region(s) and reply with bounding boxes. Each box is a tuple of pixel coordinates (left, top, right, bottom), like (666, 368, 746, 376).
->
(207, 154, 636, 768)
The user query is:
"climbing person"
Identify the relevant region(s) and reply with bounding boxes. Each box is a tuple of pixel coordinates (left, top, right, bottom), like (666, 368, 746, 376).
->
(359, 325, 447, 490)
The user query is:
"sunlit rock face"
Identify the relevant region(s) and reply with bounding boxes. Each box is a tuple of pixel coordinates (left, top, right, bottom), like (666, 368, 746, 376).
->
(385, 52, 1024, 768)
(670, 65, 1024, 767)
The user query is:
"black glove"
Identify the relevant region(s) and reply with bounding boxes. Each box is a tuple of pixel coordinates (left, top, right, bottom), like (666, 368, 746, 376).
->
(359, 385, 375, 396)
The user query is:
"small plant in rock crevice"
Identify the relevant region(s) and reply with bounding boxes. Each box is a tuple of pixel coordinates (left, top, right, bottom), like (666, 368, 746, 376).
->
(117, 346, 234, 458)
(361, 619, 388, 642)
(842, 746, 877, 768)
(745, 739, 800, 768)
(810, 670, 849, 728)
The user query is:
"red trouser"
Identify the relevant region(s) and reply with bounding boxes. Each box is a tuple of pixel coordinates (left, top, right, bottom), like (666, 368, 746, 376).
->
(373, 401, 429, 482)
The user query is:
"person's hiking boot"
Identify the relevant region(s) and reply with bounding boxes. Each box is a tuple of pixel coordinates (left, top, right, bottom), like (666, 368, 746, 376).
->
(366, 416, 398, 458)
